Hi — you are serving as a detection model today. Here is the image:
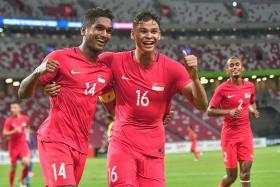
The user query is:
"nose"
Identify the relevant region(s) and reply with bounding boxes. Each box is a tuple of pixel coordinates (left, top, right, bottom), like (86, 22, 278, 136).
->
(100, 29, 110, 38)
(145, 31, 153, 38)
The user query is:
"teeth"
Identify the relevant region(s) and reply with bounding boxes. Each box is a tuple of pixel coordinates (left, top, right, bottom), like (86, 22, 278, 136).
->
(143, 41, 154, 45)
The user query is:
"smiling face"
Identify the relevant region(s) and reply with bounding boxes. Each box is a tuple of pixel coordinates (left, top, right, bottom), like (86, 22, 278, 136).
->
(226, 57, 244, 78)
(131, 19, 161, 54)
(10, 103, 21, 116)
(81, 17, 113, 53)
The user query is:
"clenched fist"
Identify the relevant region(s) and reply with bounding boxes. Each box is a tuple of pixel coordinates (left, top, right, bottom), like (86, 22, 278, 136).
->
(182, 51, 198, 79)
(35, 59, 59, 75)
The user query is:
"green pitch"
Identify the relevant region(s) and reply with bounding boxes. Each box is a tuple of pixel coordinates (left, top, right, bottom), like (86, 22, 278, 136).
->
(1, 146, 279, 186)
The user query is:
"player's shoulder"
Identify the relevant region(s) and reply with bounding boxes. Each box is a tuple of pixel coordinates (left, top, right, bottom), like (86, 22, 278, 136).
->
(98, 51, 130, 65)
(159, 53, 184, 69)
(46, 48, 71, 59)
(21, 114, 29, 120)
(216, 81, 229, 91)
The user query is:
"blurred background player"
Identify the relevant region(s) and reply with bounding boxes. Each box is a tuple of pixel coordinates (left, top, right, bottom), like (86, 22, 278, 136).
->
(186, 126, 201, 161)
(207, 57, 260, 187)
(18, 8, 114, 187)
(3, 103, 31, 187)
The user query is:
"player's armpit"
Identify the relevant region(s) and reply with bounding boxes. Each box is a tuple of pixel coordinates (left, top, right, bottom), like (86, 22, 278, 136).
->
(99, 90, 116, 115)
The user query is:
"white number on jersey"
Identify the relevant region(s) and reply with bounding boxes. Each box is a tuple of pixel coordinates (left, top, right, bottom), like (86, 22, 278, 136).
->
(223, 152, 228, 162)
(51, 163, 66, 181)
(238, 99, 243, 109)
(108, 165, 118, 183)
(85, 82, 97, 96)
(136, 90, 149, 107)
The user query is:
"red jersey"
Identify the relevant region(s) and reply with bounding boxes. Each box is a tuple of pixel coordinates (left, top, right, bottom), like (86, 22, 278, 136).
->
(38, 47, 113, 154)
(3, 114, 29, 149)
(100, 51, 192, 158)
(209, 80, 255, 138)
(188, 129, 197, 142)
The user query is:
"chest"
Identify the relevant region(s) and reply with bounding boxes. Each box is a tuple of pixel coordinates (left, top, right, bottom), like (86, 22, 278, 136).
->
(222, 87, 253, 107)
(113, 60, 170, 102)
(58, 60, 111, 96)
(11, 118, 27, 128)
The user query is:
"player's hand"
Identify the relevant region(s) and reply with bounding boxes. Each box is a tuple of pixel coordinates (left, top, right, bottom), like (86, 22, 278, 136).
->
(182, 51, 198, 80)
(163, 111, 174, 127)
(44, 82, 61, 96)
(229, 107, 242, 117)
(14, 126, 21, 133)
(252, 109, 260, 118)
(35, 59, 59, 75)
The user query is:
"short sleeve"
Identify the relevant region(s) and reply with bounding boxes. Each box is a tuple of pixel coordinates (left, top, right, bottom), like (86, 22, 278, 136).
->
(209, 86, 223, 108)
(3, 118, 12, 131)
(171, 61, 192, 93)
(250, 84, 256, 104)
(98, 52, 115, 67)
(38, 51, 61, 86)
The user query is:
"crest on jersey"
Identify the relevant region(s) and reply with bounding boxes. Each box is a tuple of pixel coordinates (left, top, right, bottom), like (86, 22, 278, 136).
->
(244, 93, 251, 98)
(98, 76, 106, 83)
(152, 83, 165, 91)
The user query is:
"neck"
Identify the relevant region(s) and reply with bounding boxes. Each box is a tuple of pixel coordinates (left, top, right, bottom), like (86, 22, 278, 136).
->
(134, 49, 156, 67)
(13, 113, 21, 118)
(79, 44, 99, 62)
(230, 76, 243, 85)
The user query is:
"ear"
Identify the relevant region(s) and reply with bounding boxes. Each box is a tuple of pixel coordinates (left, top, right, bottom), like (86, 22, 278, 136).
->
(130, 29, 135, 40)
(81, 26, 86, 36)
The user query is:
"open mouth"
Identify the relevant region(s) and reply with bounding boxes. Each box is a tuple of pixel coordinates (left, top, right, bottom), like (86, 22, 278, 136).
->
(142, 41, 155, 48)
(96, 37, 106, 46)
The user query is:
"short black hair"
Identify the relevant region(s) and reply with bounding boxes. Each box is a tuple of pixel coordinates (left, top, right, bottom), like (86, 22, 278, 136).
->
(133, 11, 160, 28)
(83, 7, 114, 27)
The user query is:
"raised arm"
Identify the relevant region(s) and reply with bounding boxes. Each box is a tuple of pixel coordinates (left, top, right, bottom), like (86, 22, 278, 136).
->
(180, 51, 208, 110)
(18, 59, 59, 99)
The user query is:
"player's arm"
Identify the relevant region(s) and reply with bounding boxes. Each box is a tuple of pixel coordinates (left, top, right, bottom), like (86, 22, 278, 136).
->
(99, 89, 116, 115)
(249, 103, 260, 118)
(207, 106, 241, 117)
(18, 59, 59, 99)
(180, 51, 208, 110)
(25, 125, 31, 144)
(3, 127, 21, 137)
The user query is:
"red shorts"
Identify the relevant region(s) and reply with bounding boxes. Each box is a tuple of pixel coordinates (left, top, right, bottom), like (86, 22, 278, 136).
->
(221, 136, 253, 168)
(107, 139, 165, 187)
(190, 140, 197, 152)
(38, 140, 87, 187)
(9, 143, 30, 164)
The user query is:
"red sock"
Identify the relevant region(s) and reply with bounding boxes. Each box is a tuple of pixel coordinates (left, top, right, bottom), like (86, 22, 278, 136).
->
(9, 169, 16, 187)
(20, 165, 29, 183)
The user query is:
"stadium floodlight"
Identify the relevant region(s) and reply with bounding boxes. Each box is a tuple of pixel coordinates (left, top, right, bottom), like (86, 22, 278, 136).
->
(244, 78, 249, 81)
(5, 78, 13, 84)
(269, 75, 274, 78)
(217, 76, 223, 80)
(232, 1, 237, 7)
(13, 81, 20, 86)
(256, 78, 261, 82)
(262, 77, 267, 81)
(200, 78, 208, 85)
(210, 79, 214, 83)
(252, 75, 257, 79)
(0, 28, 3, 32)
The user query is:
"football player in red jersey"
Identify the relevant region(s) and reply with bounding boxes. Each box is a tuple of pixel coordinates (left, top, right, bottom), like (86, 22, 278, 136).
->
(207, 57, 260, 187)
